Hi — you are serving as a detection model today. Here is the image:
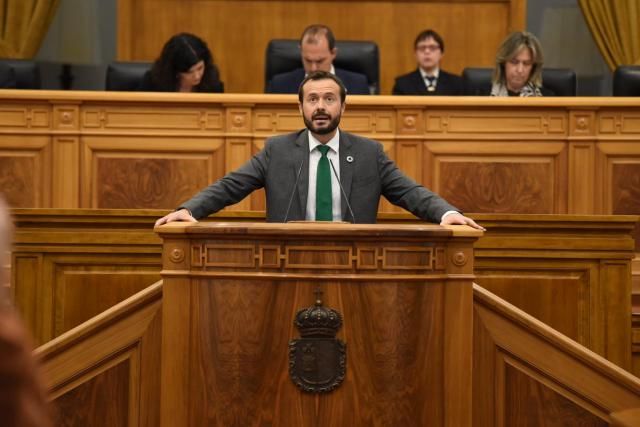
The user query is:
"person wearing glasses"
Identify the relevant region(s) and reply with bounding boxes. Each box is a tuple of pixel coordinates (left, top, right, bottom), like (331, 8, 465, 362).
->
(392, 29, 464, 96)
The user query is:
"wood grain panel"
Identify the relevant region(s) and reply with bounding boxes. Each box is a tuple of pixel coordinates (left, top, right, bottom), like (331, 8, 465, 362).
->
(52, 138, 80, 208)
(437, 160, 556, 213)
(190, 278, 447, 424)
(117, 0, 523, 94)
(475, 267, 590, 342)
(426, 111, 567, 136)
(224, 139, 252, 211)
(55, 269, 161, 336)
(612, 163, 640, 250)
(52, 359, 130, 427)
(0, 137, 51, 208)
(94, 156, 213, 209)
(504, 361, 608, 426)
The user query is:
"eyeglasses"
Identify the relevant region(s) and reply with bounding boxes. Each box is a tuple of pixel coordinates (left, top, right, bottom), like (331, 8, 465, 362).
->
(416, 44, 441, 53)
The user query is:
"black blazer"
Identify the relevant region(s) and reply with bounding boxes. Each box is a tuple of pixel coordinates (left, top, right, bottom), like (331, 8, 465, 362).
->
(267, 67, 370, 95)
(137, 70, 224, 93)
(392, 69, 464, 96)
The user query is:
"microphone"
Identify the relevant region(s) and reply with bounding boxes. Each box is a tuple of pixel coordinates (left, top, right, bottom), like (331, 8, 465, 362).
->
(283, 159, 304, 223)
(329, 159, 356, 223)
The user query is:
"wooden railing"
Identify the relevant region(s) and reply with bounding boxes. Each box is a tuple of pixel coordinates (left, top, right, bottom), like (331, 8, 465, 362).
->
(33, 277, 640, 425)
(473, 283, 640, 426)
(35, 280, 162, 427)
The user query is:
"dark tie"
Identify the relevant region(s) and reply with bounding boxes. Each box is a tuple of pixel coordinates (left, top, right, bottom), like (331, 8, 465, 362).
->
(425, 75, 436, 91)
(315, 145, 332, 221)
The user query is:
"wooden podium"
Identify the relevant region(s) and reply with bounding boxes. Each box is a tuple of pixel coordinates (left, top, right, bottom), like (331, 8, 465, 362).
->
(156, 222, 482, 426)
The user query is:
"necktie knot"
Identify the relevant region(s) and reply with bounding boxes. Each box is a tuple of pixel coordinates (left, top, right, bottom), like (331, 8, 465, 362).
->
(317, 145, 330, 157)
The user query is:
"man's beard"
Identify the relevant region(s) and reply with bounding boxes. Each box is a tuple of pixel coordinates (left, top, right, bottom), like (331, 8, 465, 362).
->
(303, 111, 341, 135)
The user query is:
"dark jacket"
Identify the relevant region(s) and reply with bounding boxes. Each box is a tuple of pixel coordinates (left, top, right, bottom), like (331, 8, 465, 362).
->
(267, 67, 370, 95)
(137, 70, 224, 93)
(392, 69, 464, 96)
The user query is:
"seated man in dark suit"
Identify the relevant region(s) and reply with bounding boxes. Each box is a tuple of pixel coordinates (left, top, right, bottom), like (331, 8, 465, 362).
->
(0, 63, 17, 89)
(267, 24, 370, 95)
(393, 29, 464, 96)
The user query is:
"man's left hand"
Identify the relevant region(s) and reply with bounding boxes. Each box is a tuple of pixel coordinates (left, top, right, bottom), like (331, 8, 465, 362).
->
(440, 213, 486, 231)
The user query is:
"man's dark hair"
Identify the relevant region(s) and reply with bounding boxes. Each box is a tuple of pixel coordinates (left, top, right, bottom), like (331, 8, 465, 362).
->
(414, 29, 445, 53)
(300, 24, 336, 51)
(298, 71, 346, 103)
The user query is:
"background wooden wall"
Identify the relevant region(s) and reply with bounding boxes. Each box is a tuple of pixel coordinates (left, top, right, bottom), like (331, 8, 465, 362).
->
(116, 0, 526, 94)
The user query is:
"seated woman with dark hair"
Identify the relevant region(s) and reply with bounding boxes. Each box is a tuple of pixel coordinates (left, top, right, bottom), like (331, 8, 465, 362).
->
(491, 31, 552, 97)
(139, 32, 224, 93)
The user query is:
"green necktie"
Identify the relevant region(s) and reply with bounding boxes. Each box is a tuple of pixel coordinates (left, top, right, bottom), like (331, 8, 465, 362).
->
(315, 145, 332, 221)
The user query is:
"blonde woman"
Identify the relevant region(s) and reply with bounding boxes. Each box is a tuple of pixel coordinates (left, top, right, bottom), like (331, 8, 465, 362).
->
(491, 31, 553, 97)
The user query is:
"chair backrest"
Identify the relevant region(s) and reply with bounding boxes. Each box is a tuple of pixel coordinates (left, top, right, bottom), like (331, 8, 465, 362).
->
(613, 66, 640, 96)
(541, 68, 577, 97)
(0, 59, 41, 89)
(106, 62, 152, 91)
(462, 67, 577, 96)
(461, 67, 493, 95)
(264, 39, 380, 94)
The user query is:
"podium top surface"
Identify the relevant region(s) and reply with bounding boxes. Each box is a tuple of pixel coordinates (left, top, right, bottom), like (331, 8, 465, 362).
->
(154, 221, 483, 239)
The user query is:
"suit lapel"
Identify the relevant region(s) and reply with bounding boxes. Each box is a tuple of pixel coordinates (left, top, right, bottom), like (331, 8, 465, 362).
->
(412, 69, 429, 94)
(295, 130, 309, 219)
(339, 131, 354, 221)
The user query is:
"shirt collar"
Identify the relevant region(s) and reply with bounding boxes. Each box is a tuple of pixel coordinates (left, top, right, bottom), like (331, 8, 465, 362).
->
(419, 67, 440, 80)
(308, 128, 340, 153)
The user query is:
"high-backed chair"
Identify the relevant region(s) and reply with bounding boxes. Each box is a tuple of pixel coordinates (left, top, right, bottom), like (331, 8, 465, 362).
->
(613, 66, 640, 96)
(264, 39, 380, 94)
(0, 59, 41, 89)
(105, 62, 152, 91)
(462, 67, 577, 96)
(461, 68, 493, 96)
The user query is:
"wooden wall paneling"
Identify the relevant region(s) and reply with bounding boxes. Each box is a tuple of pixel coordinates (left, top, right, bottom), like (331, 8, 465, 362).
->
(49, 256, 162, 338)
(11, 253, 43, 339)
(568, 141, 595, 214)
(473, 214, 636, 372)
(81, 136, 225, 209)
(596, 141, 640, 250)
(601, 260, 634, 369)
(0, 135, 51, 208)
(426, 140, 567, 214)
(52, 137, 80, 208)
(11, 209, 164, 345)
(223, 138, 253, 211)
(116, 0, 525, 94)
(38, 282, 162, 427)
(475, 260, 595, 346)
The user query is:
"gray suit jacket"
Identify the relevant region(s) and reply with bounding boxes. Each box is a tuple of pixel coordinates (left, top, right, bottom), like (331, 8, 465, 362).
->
(181, 129, 457, 223)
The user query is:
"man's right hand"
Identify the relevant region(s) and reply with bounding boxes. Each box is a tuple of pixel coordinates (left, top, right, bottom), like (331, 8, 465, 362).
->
(154, 209, 198, 227)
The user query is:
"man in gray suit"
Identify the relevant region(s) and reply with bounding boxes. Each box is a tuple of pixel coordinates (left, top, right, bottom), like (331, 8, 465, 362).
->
(156, 71, 483, 229)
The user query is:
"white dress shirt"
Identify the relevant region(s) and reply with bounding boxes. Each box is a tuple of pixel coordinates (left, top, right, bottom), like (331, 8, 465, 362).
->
(306, 130, 343, 221)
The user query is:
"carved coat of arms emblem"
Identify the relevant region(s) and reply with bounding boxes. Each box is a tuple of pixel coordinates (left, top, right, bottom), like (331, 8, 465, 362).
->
(289, 297, 346, 393)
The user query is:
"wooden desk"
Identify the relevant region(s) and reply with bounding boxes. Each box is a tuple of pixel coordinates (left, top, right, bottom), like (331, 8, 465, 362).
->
(0, 92, 638, 249)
